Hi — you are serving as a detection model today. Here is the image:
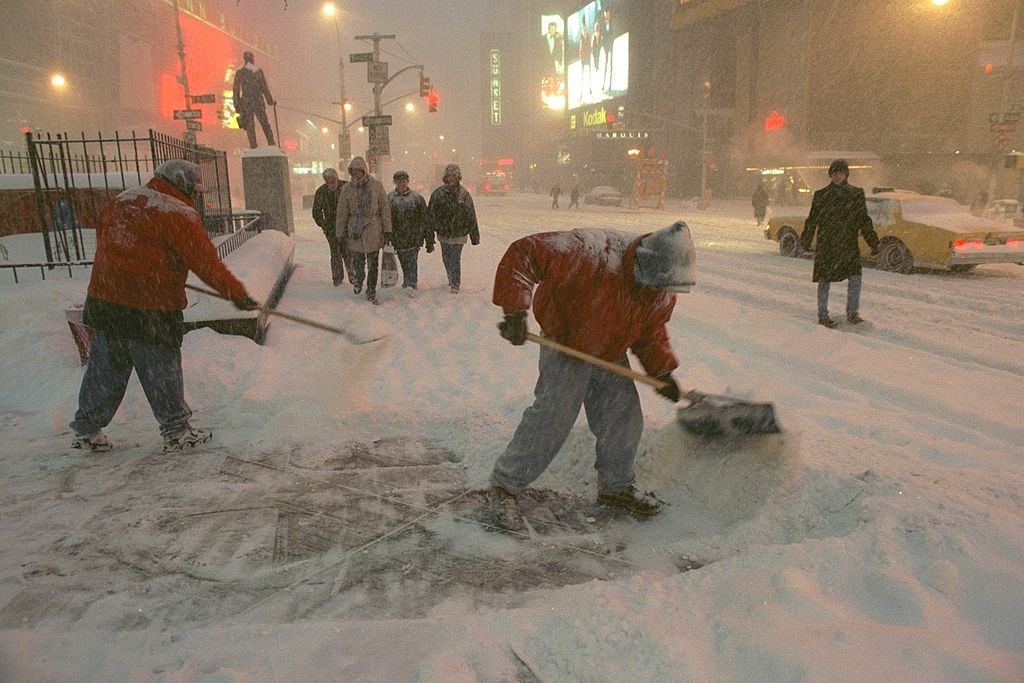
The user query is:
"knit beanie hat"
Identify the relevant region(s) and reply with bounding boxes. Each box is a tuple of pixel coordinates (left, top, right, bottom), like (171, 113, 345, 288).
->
(828, 159, 849, 176)
(633, 221, 697, 293)
(154, 159, 203, 199)
(443, 164, 462, 181)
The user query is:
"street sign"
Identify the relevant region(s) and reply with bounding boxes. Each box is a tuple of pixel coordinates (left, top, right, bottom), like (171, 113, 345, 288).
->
(191, 93, 216, 104)
(367, 61, 388, 84)
(173, 109, 201, 120)
(990, 121, 1017, 133)
(186, 120, 203, 131)
(994, 133, 1010, 152)
(350, 52, 373, 63)
(368, 124, 390, 156)
(362, 115, 393, 126)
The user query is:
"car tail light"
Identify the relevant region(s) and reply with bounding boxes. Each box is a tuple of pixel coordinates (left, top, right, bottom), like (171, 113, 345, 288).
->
(484, 183, 492, 190)
(502, 184, 509, 190)
(953, 239, 984, 250)
(1008, 238, 1023, 248)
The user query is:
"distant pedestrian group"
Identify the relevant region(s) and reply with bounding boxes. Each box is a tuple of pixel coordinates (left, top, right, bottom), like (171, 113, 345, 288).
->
(313, 160, 479, 302)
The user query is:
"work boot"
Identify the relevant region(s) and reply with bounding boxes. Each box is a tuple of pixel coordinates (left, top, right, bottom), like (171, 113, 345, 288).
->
(72, 430, 113, 453)
(818, 316, 837, 329)
(366, 288, 379, 305)
(597, 485, 662, 517)
(353, 283, 363, 295)
(449, 285, 460, 294)
(488, 485, 524, 531)
(163, 427, 212, 453)
(846, 313, 864, 325)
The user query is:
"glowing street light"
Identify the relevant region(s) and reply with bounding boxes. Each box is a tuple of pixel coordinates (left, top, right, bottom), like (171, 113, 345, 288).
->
(357, 125, 365, 133)
(343, 100, 353, 112)
(404, 101, 416, 113)
(321, 1, 337, 18)
(321, 126, 330, 134)
(931, 0, 949, 5)
(438, 134, 445, 141)
(50, 73, 67, 90)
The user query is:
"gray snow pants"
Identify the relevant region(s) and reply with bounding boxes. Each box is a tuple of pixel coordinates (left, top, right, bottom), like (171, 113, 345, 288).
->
(490, 344, 643, 495)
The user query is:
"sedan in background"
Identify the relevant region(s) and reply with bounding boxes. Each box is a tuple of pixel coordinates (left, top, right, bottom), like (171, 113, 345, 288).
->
(584, 186, 623, 207)
(765, 192, 1024, 273)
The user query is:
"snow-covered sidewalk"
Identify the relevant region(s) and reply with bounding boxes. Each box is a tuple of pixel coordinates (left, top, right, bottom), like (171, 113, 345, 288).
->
(1, 194, 1022, 680)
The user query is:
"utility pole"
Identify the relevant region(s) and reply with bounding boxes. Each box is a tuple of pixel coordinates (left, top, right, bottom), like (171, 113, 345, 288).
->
(354, 32, 395, 177)
(699, 79, 711, 209)
(329, 12, 351, 165)
(171, 0, 195, 146)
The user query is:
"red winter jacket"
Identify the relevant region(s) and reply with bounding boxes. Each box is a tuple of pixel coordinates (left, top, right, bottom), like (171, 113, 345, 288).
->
(88, 178, 247, 311)
(492, 229, 678, 377)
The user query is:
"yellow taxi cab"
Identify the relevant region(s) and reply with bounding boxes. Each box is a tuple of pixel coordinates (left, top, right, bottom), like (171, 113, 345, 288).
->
(765, 192, 1024, 273)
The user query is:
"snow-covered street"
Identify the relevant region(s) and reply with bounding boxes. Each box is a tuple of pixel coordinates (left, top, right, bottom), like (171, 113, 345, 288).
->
(1, 194, 1023, 680)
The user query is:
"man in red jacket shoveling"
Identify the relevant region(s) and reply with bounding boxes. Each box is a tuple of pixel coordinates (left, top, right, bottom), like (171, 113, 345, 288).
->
(70, 160, 258, 454)
(489, 221, 696, 531)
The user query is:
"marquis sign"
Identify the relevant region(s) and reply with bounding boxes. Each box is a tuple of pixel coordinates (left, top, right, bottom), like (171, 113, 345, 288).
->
(596, 130, 650, 140)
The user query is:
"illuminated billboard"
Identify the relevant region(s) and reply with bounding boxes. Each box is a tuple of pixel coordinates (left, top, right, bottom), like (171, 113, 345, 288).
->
(566, 0, 629, 110)
(539, 14, 566, 111)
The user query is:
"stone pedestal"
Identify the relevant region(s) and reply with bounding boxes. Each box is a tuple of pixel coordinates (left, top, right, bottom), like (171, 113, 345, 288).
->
(241, 147, 294, 235)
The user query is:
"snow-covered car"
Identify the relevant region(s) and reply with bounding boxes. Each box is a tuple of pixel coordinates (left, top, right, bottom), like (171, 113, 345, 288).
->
(584, 186, 623, 207)
(765, 192, 1024, 273)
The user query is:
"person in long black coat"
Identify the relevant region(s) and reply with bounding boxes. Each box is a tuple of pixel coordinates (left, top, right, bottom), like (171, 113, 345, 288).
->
(312, 168, 350, 286)
(752, 183, 769, 225)
(800, 159, 880, 328)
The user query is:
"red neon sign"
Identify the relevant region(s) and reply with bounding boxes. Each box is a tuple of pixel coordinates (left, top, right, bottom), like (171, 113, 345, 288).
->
(764, 110, 785, 132)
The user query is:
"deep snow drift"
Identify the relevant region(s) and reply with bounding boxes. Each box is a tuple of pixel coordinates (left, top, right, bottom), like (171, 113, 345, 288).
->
(1, 194, 1022, 681)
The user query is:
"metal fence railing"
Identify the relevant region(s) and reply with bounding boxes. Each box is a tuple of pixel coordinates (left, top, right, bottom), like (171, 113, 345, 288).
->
(0, 211, 264, 284)
(19, 130, 232, 265)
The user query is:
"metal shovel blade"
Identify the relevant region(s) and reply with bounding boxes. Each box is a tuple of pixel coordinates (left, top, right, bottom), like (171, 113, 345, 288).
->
(677, 391, 780, 438)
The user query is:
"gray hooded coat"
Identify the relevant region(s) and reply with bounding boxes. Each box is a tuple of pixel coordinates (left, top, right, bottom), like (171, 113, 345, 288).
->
(335, 156, 392, 254)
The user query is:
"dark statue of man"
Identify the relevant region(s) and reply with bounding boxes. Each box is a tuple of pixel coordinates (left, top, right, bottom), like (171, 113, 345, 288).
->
(232, 51, 276, 149)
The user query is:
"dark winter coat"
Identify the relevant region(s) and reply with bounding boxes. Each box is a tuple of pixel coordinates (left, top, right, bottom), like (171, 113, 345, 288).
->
(492, 229, 678, 377)
(388, 188, 430, 251)
(232, 63, 273, 114)
(312, 182, 344, 235)
(752, 186, 769, 212)
(800, 181, 879, 282)
(426, 184, 480, 244)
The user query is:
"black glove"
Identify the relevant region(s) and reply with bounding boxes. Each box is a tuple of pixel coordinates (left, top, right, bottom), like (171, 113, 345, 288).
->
(235, 295, 261, 311)
(655, 373, 681, 402)
(470, 237, 480, 246)
(383, 233, 392, 246)
(498, 311, 528, 345)
(425, 243, 435, 253)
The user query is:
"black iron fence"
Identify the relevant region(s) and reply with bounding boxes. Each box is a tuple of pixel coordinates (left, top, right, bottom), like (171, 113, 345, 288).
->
(17, 129, 232, 264)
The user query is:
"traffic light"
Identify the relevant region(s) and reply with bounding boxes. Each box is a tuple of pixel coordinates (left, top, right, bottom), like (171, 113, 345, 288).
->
(427, 88, 439, 113)
(419, 73, 431, 97)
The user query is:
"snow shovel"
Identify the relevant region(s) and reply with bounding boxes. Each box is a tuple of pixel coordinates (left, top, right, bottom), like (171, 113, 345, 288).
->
(523, 332, 780, 438)
(185, 284, 386, 344)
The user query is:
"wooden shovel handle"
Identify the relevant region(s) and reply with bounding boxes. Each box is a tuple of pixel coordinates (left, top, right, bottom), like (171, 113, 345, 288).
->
(184, 283, 350, 337)
(524, 332, 669, 390)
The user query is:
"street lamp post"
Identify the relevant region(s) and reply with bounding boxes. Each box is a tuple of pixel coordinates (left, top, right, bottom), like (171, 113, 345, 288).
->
(699, 79, 711, 208)
(323, 2, 351, 165)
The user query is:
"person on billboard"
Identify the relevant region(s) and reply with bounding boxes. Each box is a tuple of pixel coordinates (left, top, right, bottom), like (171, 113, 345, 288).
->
(600, 7, 615, 93)
(542, 21, 564, 77)
(232, 51, 276, 149)
(578, 22, 592, 100)
(591, 19, 602, 101)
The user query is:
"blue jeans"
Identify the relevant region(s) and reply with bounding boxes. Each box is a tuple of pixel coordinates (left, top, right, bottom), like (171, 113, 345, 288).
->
(440, 242, 464, 289)
(818, 274, 862, 319)
(491, 345, 644, 495)
(351, 250, 379, 294)
(396, 248, 419, 288)
(71, 330, 192, 439)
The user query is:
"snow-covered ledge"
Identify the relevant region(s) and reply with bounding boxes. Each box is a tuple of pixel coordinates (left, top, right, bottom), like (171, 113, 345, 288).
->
(184, 230, 295, 343)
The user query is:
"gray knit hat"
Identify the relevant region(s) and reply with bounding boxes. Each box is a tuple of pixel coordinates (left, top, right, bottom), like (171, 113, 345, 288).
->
(153, 159, 203, 199)
(633, 221, 697, 292)
(443, 164, 462, 180)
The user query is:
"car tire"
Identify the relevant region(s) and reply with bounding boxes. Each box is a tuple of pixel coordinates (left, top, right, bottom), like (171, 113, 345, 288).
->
(949, 264, 977, 273)
(778, 229, 801, 257)
(877, 238, 914, 274)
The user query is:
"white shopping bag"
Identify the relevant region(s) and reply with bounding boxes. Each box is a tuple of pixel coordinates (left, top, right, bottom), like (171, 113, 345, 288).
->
(379, 244, 399, 288)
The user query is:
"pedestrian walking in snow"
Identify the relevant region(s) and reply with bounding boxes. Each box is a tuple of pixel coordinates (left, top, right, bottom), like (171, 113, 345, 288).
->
(800, 159, 879, 328)
(388, 170, 431, 293)
(488, 222, 697, 531)
(752, 182, 769, 225)
(70, 160, 259, 453)
(337, 156, 392, 305)
(568, 184, 581, 209)
(232, 51, 276, 149)
(312, 168, 351, 286)
(550, 184, 562, 209)
(426, 164, 479, 294)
